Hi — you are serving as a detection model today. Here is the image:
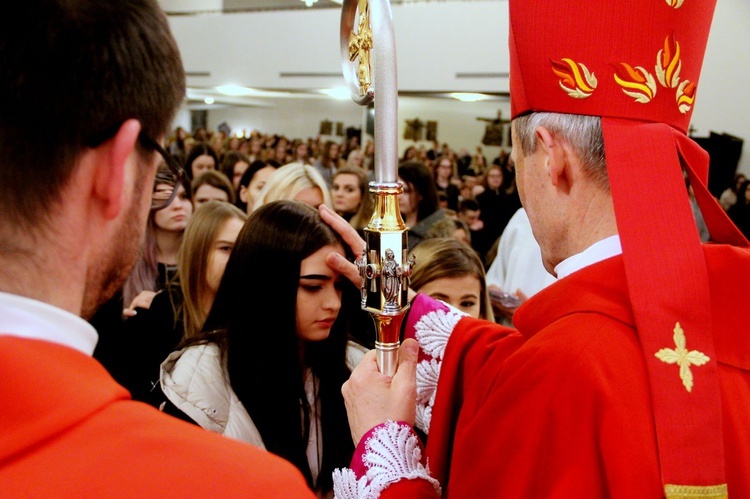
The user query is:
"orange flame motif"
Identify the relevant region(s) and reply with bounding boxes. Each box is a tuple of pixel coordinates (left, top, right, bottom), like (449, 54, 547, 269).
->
(551, 58, 598, 99)
(676, 80, 696, 114)
(613, 62, 657, 103)
(665, 0, 685, 8)
(655, 33, 682, 88)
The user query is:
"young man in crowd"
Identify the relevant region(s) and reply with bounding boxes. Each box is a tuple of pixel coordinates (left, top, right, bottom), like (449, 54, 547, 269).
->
(0, 1, 312, 495)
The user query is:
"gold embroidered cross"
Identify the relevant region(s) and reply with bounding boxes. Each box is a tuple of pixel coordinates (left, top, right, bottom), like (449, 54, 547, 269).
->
(655, 322, 710, 393)
(348, 0, 372, 95)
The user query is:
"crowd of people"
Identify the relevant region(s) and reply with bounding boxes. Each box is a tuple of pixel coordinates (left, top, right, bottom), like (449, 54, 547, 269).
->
(164, 125, 523, 258)
(3, 0, 749, 497)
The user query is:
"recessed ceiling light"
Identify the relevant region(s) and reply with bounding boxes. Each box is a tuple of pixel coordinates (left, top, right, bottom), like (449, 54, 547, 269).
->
(450, 93, 489, 102)
(216, 85, 253, 96)
(204, 97, 215, 104)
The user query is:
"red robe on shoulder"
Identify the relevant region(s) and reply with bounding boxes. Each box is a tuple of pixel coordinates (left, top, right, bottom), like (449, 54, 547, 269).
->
(381, 244, 750, 498)
(0, 337, 314, 497)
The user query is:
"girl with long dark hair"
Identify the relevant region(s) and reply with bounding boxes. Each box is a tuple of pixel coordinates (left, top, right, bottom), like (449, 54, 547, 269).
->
(160, 201, 365, 496)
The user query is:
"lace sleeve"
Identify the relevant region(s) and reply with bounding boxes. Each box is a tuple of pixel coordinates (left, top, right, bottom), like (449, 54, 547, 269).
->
(404, 294, 467, 434)
(332, 421, 441, 499)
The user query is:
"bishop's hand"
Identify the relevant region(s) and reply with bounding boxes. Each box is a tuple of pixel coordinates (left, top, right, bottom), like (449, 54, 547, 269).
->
(341, 338, 419, 445)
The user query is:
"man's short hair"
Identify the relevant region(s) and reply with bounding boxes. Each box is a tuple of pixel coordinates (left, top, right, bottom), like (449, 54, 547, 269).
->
(513, 113, 608, 190)
(458, 199, 480, 213)
(0, 0, 185, 227)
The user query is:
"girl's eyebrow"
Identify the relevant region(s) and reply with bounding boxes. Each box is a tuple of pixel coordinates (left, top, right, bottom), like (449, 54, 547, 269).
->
(300, 274, 331, 280)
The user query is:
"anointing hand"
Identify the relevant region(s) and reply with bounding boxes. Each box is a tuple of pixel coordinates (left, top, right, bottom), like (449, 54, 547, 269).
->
(319, 203, 364, 287)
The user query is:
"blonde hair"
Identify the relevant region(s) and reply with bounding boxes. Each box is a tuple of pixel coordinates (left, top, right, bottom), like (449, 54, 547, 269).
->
(252, 162, 332, 211)
(409, 238, 493, 321)
(178, 201, 247, 339)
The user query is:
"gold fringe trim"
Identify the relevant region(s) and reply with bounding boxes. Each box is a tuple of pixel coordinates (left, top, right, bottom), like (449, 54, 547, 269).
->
(664, 483, 728, 499)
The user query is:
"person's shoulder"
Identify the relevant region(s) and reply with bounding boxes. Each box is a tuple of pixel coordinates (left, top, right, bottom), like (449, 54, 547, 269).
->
(161, 342, 225, 400)
(515, 310, 641, 386)
(94, 402, 313, 496)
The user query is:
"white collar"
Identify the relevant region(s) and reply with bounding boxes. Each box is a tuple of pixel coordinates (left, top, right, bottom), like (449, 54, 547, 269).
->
(0, 291, 98, 355)
(554, 235, 622, 280)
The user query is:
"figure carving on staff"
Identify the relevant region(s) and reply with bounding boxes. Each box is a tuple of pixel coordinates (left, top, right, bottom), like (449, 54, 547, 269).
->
(382, 248, 402, 305)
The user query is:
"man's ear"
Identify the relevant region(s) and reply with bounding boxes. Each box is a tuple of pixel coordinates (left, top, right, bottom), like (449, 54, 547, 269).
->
(92, 119, 141, 220)
(535, 125, 570, 192)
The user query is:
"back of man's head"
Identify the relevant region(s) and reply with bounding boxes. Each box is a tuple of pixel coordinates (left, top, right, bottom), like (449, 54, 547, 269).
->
(0, 0, 185, 230)
(458, 199, 480, 214)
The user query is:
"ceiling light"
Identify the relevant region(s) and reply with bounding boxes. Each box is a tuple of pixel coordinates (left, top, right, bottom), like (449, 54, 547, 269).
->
(204, 97, 215, 104)
(450, 93, 489, 102)
(321, 87, 351, 100)
(216, 85, 254, 96)
(302, 0, 318, 6)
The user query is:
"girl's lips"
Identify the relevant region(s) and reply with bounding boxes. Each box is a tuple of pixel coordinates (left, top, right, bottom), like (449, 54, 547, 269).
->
(316, 318, 336, 328)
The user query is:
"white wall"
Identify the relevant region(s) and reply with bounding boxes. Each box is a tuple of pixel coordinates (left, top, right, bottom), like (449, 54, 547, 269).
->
(693, 0, 750, 175)
(169, 0, 750, 173)
(168, 1, 507, 92)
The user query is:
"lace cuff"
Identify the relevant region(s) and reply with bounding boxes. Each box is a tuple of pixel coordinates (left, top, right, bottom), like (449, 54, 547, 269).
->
(332, 421, 441, 499)
(404, 294, 467, 434)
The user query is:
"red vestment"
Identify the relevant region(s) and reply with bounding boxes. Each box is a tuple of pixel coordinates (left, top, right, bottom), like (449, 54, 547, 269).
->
(378, 244, 750, 497)
(0, 336, 314, 497)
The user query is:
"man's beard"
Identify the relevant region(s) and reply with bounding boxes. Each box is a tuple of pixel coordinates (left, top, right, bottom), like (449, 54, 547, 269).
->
(80, 180, 148, 319)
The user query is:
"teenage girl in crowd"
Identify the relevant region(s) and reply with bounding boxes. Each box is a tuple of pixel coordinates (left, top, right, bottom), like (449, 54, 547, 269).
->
(184, 141, 219, 180)
(237, 160, 279, 213)
(433, 155, 460, 211)
(220, 150, 251, 191)
(160, 201, 367, 497)
(110, 201, 247, 404)
(191, 170, 235, 208)
(313, 140, 342, 187)
(409, 237, 494, 321)
(253, 162, 332, 211)
(92, 164, 192, 398)
(123, 164, 193, 313)
(331, 166, 374, 234)
(398, 161, 446, 248)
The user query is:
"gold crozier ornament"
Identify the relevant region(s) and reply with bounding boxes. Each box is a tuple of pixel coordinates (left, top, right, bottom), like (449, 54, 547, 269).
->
(348, 0, 372, 96)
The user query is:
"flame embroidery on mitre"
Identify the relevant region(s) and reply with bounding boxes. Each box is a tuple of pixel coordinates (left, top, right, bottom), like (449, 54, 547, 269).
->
(613, 63, 658, 104)
(676, 79, 696, 114)
(551, 58, 598, 99)
(655, 33, 682, 88)
(665, 0, 685, 8)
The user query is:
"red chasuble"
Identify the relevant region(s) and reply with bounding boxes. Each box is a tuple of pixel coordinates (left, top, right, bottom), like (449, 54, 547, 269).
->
(380, 244, 750, 498)
(0, 337, 314, 497)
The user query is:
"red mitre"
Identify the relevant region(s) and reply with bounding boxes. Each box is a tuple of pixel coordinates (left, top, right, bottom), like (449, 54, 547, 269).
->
(509, 1, 748, 497)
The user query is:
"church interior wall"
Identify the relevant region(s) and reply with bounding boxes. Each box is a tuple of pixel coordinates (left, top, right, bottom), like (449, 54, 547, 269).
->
(168, 0, 750, 174)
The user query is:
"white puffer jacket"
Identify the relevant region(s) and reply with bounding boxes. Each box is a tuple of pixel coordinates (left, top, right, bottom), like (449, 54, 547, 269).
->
(159, 341, 368, 448)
